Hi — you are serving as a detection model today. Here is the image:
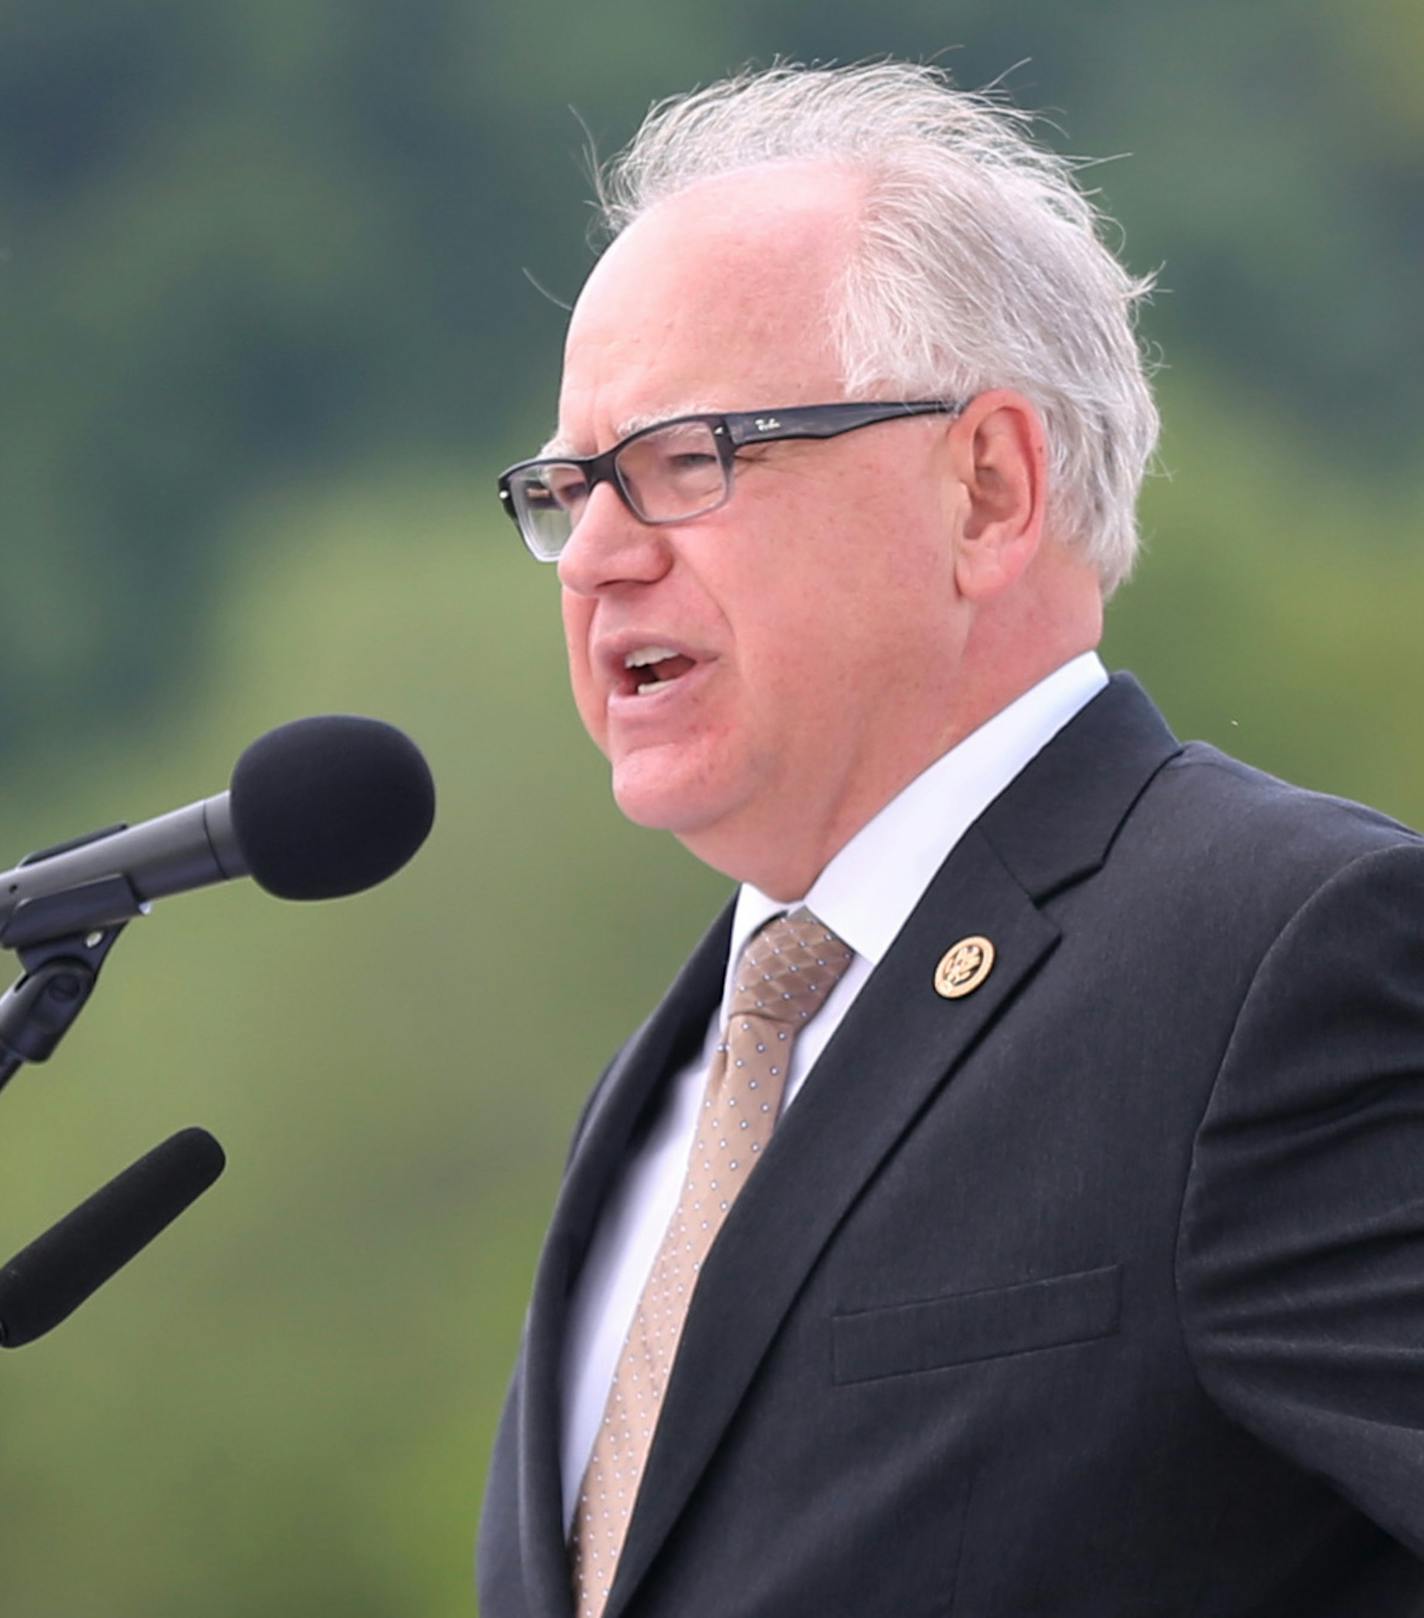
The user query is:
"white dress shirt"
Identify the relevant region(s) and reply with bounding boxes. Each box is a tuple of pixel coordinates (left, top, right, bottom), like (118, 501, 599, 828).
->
(558, 651, 1109, 1527)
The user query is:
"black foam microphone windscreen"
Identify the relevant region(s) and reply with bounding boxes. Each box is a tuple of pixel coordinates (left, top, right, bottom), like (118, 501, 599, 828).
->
(229, 715, 436, 900)
(0, 1127, 226, 1348)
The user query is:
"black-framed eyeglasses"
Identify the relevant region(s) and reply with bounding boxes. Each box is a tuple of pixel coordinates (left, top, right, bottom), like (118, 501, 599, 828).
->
(496, 399, 967, 562)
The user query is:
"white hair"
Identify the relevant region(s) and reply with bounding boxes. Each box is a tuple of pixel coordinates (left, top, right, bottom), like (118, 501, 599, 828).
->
(592, 61, 1160, 595)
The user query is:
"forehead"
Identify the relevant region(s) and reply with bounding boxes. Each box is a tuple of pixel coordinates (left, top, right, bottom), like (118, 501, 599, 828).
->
(554, 162, 864, 453)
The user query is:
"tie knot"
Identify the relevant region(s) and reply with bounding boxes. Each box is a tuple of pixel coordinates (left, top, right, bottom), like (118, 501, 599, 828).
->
(728, 907, 854, 1027)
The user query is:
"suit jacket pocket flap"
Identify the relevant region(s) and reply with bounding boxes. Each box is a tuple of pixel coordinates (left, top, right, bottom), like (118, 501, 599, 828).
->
(832, 1264, 1122, 1385)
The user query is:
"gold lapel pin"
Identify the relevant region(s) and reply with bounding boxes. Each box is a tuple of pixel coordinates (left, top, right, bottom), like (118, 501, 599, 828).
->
(934, 936, 995, 999)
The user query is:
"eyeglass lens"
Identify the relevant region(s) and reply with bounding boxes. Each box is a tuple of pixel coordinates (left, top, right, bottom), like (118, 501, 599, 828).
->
(509, 419, 728, 558)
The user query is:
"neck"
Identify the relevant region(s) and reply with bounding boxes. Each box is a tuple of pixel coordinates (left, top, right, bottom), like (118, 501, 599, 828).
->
(683, 637, 1104, 899)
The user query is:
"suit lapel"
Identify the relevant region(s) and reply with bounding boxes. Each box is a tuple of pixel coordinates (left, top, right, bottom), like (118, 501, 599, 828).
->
(604, 829, 1057, 1613)
(605, 673, 1182, 1616)
(515, 904, 733, 1618)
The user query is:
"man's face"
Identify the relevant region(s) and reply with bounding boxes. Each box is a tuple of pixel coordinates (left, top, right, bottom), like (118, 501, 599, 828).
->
(554, 164, 972, 897)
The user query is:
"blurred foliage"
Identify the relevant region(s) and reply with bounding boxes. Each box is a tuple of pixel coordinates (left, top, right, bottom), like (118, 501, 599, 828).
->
(2, 0, 1422, 756)
(1, 0, 1422, 1614)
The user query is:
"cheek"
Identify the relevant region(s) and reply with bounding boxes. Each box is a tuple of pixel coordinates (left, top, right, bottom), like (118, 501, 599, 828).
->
(731, 590, 856, 741)
(763, 543, 955, 726)
(838, 492, 960, 647)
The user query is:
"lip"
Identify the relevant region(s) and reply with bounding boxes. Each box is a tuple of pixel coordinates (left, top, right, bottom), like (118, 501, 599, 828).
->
(598, 630, 712, 673)
(597, 633, 715, 689)
(601, 647, 718, 724)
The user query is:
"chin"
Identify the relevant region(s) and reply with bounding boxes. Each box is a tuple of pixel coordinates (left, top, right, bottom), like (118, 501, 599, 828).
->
(609, 751, 736, 838)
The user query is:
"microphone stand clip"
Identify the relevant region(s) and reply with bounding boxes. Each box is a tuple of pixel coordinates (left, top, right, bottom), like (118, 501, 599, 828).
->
(0, 834, 147, 1096)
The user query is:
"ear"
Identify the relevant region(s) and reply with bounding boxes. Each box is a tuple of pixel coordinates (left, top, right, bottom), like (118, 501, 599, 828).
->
(944, 390, 1047, 601)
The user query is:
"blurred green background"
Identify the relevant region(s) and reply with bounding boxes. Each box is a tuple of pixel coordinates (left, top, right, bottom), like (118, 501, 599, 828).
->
(1, 2, 1421, 1613)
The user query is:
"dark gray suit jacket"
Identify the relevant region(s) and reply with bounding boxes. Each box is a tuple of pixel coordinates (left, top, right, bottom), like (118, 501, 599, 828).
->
(478, 674, 1424, 1617)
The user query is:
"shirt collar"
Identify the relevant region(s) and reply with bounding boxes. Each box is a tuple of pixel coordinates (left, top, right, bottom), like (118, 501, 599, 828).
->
(724, 651, 1108, 995)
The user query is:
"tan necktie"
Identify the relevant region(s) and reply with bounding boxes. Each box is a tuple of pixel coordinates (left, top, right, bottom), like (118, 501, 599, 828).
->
(569, 907, 855, 1617)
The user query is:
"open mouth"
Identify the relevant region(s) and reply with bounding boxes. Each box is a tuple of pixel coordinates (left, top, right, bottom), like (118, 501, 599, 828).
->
(622, 645, 699, 696)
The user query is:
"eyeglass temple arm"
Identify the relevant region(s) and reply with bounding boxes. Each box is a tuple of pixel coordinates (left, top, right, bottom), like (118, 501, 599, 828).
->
(722, 401, 963, 446)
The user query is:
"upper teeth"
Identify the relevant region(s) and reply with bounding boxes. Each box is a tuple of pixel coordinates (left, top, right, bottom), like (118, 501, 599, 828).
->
(625, 646, 679, 669)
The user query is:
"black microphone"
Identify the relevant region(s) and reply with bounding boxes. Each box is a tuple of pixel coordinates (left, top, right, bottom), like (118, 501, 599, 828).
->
(0, 716, 436, 950)
(0, 1127, 226, 1349)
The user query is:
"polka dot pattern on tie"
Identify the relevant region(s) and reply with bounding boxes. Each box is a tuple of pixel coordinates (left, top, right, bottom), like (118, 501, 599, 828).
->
(568, 908, 854, 1617)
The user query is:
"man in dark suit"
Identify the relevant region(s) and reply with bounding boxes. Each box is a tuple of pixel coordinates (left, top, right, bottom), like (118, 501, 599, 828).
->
(479, 62, 1424, 1617)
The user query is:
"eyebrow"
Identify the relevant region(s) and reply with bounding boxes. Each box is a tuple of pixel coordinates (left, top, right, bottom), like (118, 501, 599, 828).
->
(539, 402, 726, 460)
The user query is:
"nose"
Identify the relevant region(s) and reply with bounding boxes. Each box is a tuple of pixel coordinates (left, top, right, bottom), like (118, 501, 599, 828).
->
(556, 482, 673, 596)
